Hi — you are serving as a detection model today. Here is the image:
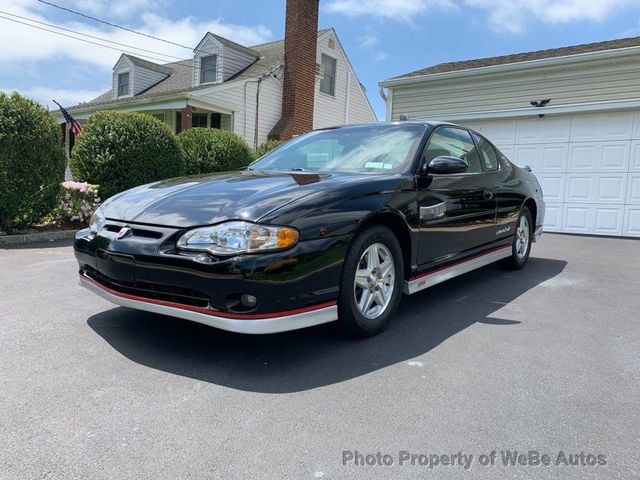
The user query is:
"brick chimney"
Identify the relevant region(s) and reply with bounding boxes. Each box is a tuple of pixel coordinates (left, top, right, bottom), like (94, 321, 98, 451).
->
(269, 0, 319, 140)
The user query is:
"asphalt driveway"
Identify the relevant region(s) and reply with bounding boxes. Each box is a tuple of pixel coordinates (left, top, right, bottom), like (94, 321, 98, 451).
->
(1, 234, 638, 479)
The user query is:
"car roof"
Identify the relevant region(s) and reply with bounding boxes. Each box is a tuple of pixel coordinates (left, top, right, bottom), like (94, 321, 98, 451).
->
(315, 120, 460, 132)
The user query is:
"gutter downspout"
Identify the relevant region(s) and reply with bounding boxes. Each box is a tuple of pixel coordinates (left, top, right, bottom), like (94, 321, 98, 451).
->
(244, 78, 262, 148)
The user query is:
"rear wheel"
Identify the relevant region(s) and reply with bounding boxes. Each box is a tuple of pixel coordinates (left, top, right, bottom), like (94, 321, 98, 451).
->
(504, 207, 532, 270)
(338, 226, 404, 337)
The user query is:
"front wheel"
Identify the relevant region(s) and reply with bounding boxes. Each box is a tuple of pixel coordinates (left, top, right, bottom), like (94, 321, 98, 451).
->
(504, 207, 532, 270)
(338, 226, 404, 337)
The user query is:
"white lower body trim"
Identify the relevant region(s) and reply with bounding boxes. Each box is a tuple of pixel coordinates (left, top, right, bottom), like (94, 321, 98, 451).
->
(80, 277, 338, 335)
(404, 244, 512, 295)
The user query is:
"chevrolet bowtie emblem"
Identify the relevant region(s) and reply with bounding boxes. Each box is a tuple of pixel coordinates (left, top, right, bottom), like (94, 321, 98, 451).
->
(116, 227, 132, 239)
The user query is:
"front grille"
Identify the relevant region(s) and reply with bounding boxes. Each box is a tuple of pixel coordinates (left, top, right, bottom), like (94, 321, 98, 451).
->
(83, 266, 211, 308)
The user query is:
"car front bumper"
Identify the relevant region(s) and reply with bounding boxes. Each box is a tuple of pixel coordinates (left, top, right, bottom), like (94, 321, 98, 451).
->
(74, 223, 348, 334)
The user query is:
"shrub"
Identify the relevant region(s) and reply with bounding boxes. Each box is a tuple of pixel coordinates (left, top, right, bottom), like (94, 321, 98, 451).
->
(0, 92, 66, 231)
(177, 128, 254, 175)
(50, 181, 101, 225)
(254, 139, 284, 159)
(70, 111, 183, 199)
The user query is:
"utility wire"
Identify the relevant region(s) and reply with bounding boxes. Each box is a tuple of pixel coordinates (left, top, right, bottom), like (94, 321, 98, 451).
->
(35, 0, 277, 63)
(36, 0, 194, 51)
(0, 9, 184, 61)
(0, 13, 278, 75)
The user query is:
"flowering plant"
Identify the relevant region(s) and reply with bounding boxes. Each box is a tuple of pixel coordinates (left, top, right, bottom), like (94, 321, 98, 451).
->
(51, 181, 101, 224)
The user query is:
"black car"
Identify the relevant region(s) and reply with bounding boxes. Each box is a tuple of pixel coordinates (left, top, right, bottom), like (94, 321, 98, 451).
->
(75, 122, 544, 336)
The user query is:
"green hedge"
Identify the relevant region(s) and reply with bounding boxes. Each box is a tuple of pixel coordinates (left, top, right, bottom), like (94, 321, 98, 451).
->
(177, 128, 254, 175)
(70, 111, 183, 199)
(254, 139, 284, 159)
(0, 92, 66, 231)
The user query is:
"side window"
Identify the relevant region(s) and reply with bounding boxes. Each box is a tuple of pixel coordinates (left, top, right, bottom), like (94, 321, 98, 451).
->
(424, 127, 482, 173)
(472, 133, 499, 172)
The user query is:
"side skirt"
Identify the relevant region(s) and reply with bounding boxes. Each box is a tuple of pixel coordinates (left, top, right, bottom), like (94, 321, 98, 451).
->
(403, 243, 512, 295)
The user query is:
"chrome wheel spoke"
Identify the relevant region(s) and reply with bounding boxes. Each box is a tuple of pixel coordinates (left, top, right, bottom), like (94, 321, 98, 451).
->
(359, 288, 374, 312)
(379, 259, 393, 278)
(355, 269, 370, 289)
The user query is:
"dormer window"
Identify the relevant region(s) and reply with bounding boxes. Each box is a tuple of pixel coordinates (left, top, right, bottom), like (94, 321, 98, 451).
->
(117, 72, 130, 97)
(200, 55, 217, 84)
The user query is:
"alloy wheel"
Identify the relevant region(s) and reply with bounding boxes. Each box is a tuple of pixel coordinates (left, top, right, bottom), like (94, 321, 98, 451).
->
(515, 215, 530, 259)
(353, 243, 395, 320)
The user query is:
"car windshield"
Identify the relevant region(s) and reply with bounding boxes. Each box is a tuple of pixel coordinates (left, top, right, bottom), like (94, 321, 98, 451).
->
(250, 124, 427, 174)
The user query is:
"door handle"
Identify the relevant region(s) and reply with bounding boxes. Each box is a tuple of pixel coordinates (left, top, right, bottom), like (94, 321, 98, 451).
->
(483, 190, 494, 200)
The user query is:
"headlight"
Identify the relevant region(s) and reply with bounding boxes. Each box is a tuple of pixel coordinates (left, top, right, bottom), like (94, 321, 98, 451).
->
(177, 221, 299, 255)
(89, 207, 106, 234)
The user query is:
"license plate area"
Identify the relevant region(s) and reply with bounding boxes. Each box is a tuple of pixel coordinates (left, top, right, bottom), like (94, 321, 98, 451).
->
(96, 249, 135, 282)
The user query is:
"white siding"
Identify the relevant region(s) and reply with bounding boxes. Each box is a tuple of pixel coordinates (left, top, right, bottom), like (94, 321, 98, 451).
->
(193, 72, 283, 148)
(389, 57, 640, 121)
(193, 35, 223, 87)
(112, 55, 167, 99)
(133, 67, 167, 96)
(193, 34, 258, 87)
(112, 56, 132, 99)
(313, 31, 376, 128)
(221, 47, 258, 82)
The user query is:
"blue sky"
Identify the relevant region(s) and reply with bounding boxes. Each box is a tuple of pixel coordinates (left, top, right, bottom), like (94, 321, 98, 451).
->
(2, 0, 640, 119)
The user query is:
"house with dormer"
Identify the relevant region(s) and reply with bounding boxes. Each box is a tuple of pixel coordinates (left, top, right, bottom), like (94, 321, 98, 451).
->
(55, 5, 376, 154)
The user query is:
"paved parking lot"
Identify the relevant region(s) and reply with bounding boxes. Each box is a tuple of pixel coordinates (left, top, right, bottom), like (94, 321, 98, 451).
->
(1, 234, 639, 479)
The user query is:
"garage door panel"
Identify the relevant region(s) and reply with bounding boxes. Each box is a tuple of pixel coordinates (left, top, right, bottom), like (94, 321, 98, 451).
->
(496, 145, 515, 160)
(623, 206, 640, 237)
(570, 111, 634, 142)
(568, 142, 630, 172)
(513, 144, 567, 172)
(537, 175, 564, 202)
(565, 174, 627, 203)
(457, 114, 636, 237)
(542, 203, 563, 232)
(627, 174, 640, 203)
(633, 112, 640, 140)
(475, 120, 517, 145)
(515, 116, 571, 144)
(630, 141, 640, 172)
(563, 204, 624, 235)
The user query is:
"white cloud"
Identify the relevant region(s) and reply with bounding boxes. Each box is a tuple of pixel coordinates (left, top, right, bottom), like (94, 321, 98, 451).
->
(325, 0, 639, 33)
(0, 86, 108, 109)
(465, 0, 638, 34)
(0, 0, 273, 70)
(359, 34, 379, 47)
(375, 52, 387, 61)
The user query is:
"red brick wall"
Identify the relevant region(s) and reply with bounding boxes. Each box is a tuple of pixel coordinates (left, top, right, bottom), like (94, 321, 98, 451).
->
(269, 0, 319, 140)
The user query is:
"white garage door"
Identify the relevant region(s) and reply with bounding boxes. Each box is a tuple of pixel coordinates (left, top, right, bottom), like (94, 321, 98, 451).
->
(462, 111, 640, 237)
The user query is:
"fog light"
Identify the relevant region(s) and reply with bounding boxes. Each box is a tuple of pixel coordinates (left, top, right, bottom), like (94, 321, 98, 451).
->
(193, 253, 215, 264)
(240, 294, 257, 308)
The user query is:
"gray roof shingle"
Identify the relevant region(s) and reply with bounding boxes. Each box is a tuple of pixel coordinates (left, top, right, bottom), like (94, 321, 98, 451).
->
(391, 36, 640, 80)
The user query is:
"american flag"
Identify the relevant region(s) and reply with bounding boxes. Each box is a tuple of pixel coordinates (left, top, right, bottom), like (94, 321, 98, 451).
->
(53, 100, 82, 135)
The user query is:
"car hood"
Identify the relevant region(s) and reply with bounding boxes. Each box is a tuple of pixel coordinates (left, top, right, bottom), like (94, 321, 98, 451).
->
(101, 170, 359, 228)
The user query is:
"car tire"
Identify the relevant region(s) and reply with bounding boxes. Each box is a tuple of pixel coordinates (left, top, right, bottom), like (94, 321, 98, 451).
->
(504, 207, 533, 270)
(337, 225, 404, 337)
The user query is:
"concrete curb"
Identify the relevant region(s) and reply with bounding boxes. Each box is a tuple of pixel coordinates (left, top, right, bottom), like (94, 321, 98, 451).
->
(0, 230, 77, 246)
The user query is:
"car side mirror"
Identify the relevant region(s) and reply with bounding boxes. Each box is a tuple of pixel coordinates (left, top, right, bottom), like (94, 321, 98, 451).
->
(425, 156, 468, 174)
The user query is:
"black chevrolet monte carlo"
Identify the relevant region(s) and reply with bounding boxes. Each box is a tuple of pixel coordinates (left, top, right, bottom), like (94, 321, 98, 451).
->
(75, 122, 544, 337)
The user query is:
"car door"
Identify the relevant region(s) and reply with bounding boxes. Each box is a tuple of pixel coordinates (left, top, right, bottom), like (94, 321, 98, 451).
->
(416, 126, 497, 267)
(471, 132, 524, 240)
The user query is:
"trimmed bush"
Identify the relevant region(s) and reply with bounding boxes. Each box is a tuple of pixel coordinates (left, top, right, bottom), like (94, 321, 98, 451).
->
(255, 139, 284, 159)
(70, 111, 183, 199)
(177, 128, 254, 175)
(0, 92, 66, 231)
